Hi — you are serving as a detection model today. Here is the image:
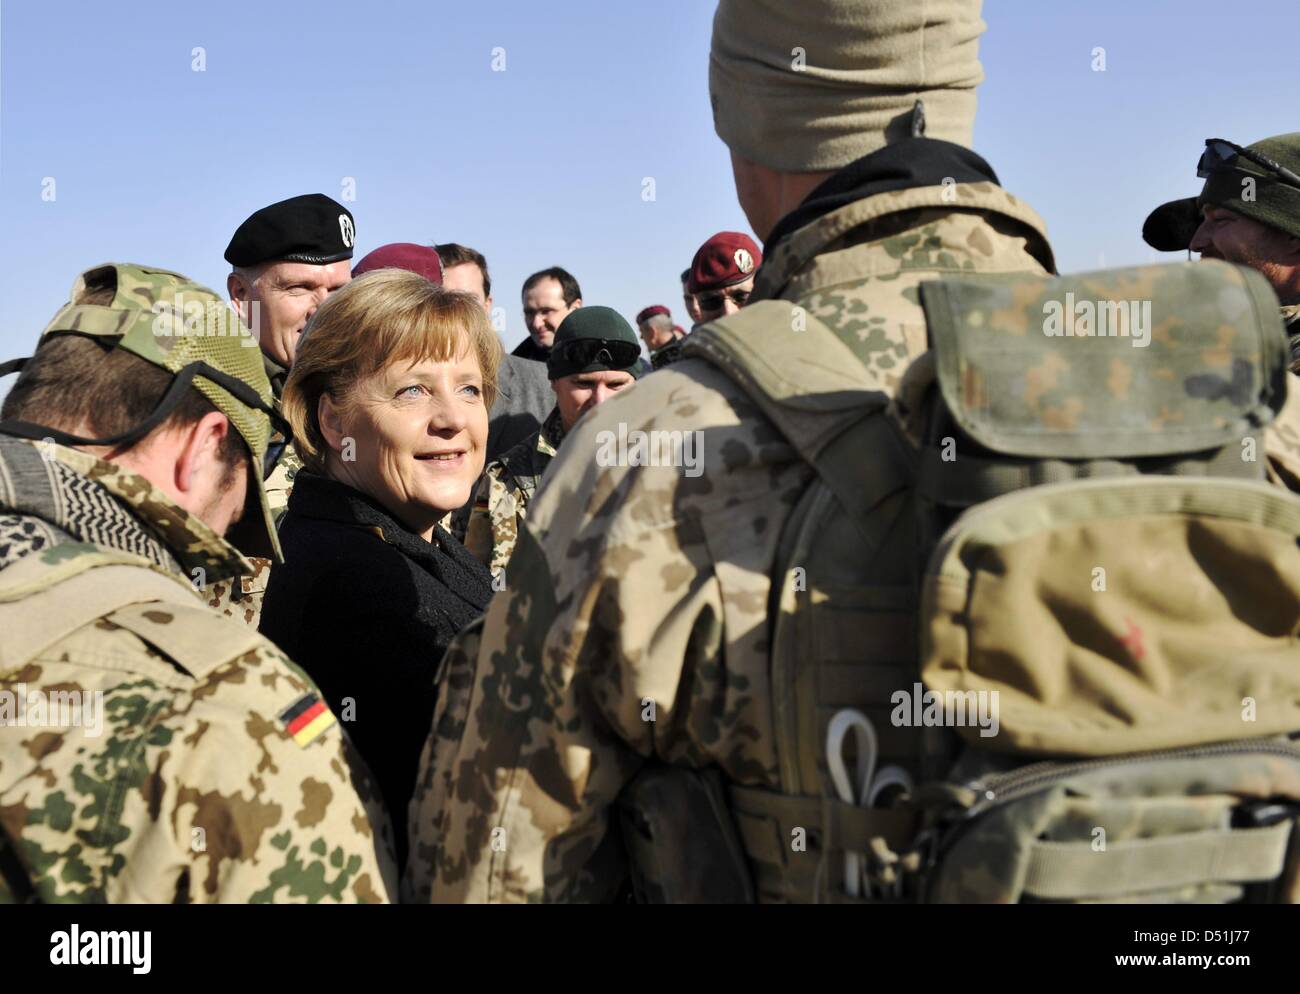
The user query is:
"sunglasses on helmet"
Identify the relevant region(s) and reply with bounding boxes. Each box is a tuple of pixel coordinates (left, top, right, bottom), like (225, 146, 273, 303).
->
(554, 338, 642, 370)
(1197, 138, 1300, 190)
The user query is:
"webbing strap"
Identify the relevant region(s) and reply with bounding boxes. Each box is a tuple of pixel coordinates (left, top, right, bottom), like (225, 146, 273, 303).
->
(727, 784, 917, 862)
(816, 413, 916, 544)
(1022, 822, 1293, 900)
(918, 443, 1258, 508)
(684, 302, 916, 547)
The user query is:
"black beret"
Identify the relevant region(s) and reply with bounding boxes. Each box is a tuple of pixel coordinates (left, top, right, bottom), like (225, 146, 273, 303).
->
(224, 193, 356, 267)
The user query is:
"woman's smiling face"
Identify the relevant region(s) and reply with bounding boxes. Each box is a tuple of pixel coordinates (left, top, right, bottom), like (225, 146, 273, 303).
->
(321, 348, 488, 539)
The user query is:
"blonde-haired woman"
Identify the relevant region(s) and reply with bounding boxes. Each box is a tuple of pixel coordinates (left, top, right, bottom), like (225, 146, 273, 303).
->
(259, 269, 501, 871)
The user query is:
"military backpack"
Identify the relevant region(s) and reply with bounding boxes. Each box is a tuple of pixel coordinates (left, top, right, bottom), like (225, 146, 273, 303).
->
(627, 259, 1300, 903)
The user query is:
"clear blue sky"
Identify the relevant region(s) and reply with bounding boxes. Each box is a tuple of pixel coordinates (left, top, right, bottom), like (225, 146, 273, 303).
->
(1, 0, 1297, 364)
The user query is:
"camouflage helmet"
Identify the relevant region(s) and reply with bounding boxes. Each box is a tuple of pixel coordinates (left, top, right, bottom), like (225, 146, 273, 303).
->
(9, 263, 285, 561)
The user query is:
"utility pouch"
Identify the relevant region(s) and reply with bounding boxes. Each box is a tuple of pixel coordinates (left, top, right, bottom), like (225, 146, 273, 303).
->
(617, 765, 756, 904)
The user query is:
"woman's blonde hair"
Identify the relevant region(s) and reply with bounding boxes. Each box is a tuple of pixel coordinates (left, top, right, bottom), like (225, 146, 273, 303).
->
(283, 269, 502, 475)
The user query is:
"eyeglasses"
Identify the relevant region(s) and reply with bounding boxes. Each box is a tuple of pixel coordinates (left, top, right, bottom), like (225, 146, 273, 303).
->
(554, 338, 642, 370)
(696, 287, 752, 313)
(1197, 138, 1300, 190)
(0, 356, 292, 480)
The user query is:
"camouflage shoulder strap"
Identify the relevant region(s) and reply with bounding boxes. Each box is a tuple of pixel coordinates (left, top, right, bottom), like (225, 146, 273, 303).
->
(683, 301, 916, 543)
(0, 545, 263, 679)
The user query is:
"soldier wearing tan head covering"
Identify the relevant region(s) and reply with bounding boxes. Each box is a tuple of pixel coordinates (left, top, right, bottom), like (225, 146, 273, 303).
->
(406, 0, 1056, 904)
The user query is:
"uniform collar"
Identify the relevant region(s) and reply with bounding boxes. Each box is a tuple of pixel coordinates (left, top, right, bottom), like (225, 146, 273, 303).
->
(3, 438, 250, 581)
(753, 179, 1055, 303)
(262, 350, 289, 401)
(538, 407, 566, 458)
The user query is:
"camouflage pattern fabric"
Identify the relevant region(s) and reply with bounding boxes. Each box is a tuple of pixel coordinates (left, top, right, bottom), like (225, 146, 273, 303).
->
(0, 438, 397, 903)
(403, 181, 1056, 903)
(208, 441, 302, 626)
(208, 352, 299, 627)
(462, 407, 565, 577)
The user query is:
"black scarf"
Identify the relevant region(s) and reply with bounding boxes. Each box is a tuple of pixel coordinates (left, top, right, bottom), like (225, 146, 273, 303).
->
(764, 137, 1002, 254)
(287, 472, 493, 622)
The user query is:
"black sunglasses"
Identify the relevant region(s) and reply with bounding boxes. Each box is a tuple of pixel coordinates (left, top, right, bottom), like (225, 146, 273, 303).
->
(0, 356, 293, 480)
(1197, 138, 1300, 189)
(697, 286, 752, 312)
(555, 338, 641, 370)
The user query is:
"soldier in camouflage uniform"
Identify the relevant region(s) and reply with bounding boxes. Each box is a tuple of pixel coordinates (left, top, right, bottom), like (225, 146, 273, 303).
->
(209, 194, 354, 625)
(462, 306, 645, 576)
(462, 408, 565, 577)
(0, 264, 395, 903)
(1142, 133, 1300, 488)
(404, 0, 1062, 902)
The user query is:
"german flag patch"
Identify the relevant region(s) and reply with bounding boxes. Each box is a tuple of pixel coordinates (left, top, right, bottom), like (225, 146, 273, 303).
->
(278, 693, 336, 748)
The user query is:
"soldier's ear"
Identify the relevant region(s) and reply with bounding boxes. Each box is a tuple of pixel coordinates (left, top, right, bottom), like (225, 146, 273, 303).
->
(173, 411, 233, 495)
(227, 271, 252, 324)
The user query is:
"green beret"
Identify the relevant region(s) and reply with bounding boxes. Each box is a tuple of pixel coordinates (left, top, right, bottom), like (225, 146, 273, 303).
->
(546, 306, 644, 381)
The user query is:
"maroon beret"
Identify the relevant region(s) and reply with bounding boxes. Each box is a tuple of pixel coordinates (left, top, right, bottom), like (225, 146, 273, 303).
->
(351, 242, 443, 284)
(687, 231, 762, 294)
(636, 304, 672, 324)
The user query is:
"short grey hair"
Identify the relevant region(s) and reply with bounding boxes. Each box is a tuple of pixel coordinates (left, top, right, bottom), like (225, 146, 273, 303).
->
(640, 313, 674, 335)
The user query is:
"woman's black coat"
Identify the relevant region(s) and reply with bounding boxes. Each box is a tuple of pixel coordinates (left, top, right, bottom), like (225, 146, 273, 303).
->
(259, 472, 493, 869)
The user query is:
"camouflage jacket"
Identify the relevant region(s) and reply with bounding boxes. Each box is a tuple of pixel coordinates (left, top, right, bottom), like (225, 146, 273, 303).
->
(403, 181, 1056, 902)
(0, 437, 396, 903)
(208, 351, 299, 628)
(462, 407, 565, 578)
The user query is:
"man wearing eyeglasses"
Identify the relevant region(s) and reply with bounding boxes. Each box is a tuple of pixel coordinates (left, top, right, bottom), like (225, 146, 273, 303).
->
(687, 231, 763, 324)
(463, 306, 644, 577)
(1144, 134, 1300, 488)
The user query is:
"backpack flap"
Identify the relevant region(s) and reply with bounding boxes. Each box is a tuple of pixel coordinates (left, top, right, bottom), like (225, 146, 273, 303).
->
(917, 261, 1289, 505)
(920, 476, 1300, 757)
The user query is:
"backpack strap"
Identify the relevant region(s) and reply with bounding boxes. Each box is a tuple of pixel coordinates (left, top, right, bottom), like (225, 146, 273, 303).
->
(0, 545, 262, 680)
(1021, 822, 1293, 901)
(683, 301, 917, 542)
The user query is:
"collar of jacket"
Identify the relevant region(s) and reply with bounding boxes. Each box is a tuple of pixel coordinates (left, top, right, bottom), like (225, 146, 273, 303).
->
(286, 472, 493, 608)
(511, 337, 551, 362)
(756, 181, 1055, 301)
(538, 406, 565, 458)
(0, 436, 250, 581)
(262, 351, 288, 402)
(765, 138, 1002, 250)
